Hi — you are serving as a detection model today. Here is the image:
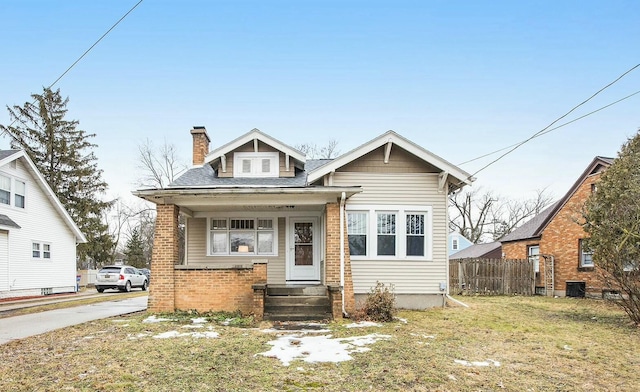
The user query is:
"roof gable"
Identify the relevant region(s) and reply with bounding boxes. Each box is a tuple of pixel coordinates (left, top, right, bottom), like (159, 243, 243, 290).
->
(0, 150, 86, 243)
(500, 156, 613, 243)
(306, 130, 473, 188)
(204, 128, 306, 165)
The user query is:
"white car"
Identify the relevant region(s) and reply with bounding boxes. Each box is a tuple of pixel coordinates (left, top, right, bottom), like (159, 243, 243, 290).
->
(95, 265, 148, 293)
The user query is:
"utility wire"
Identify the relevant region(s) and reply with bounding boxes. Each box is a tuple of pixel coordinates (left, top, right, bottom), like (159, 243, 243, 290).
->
(1, 0, 144, 136)
(462, 63, 640, 182)
(459, 89, 640, 166)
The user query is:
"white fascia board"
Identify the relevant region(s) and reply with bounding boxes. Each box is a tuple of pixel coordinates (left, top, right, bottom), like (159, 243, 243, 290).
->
(12, 151, 87, 243)
(204, 129, 306, 164)
(307, 130, 474, 187)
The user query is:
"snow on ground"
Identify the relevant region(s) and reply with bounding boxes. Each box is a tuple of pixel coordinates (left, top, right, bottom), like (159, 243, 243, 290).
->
(154, 327, 220, 339)
(345, 321, 382, 328)
(142, 315, 175, 323)
(258, 333, 392, 366)
(454, 359, 501, 367)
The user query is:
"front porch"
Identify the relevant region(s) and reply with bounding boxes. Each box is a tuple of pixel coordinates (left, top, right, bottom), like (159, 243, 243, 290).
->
(147, 203, 355, 321)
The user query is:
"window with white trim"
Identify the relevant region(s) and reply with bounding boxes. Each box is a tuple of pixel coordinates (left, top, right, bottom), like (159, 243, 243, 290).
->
(0, 174, 26, 208)
(578, 239, 593, 268)
(234, 152, 278, 178)
(209, 218, 276, 255)
(32, 242, 51, 259)
(377, 212, 396, 256)
(406, 213, 425, 256)
(528, 245, 540, 273)
(346, 207, 432, 260)
(347, 212, 367, 256)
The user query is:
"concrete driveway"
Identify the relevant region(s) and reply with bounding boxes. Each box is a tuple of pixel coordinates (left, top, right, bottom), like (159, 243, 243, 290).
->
(0, 295, 148, 345)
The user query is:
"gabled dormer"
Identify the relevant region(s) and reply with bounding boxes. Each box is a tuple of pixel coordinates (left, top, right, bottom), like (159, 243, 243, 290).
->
(192, 127, 306, 179)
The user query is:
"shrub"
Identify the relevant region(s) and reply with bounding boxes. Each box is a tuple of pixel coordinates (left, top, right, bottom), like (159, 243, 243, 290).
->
(353, 281, 397, 322)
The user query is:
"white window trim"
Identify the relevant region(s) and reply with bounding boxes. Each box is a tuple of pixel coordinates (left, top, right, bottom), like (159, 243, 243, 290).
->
(233, 152, 279, 178)
(32, 241, 51, 260)
(346, 205, 433, 261)
(579, 239, 594, 268)
(0, 172, 27, 210)
(452, 237, 459, 251)
(207, 217, 278, 256)
(528, 245, 540, 273)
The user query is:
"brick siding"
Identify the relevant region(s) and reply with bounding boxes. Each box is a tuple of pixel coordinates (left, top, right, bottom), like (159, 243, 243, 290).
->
(325, 202, 355, 316)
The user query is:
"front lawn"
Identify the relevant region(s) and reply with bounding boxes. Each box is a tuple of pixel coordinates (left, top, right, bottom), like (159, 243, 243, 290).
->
(1, 296, 638, 391)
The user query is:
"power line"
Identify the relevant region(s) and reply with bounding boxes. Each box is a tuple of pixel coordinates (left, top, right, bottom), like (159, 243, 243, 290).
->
(458, 89, 640, 166)
(462, 63, 640, 181)
(1, 0, 144, 136)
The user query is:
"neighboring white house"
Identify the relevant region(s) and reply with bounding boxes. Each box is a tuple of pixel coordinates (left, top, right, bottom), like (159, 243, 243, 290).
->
(0, 150, 86, 299)
(448, 232, 473, 255)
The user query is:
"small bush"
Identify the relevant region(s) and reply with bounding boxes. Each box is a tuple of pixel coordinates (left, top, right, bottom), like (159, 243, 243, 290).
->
(353, 281, 397, 322)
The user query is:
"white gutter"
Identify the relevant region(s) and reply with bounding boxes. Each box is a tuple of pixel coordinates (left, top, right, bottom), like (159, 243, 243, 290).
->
(339, 191, 348, 317)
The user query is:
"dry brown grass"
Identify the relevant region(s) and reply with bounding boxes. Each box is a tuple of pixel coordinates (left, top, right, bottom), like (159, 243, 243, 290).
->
(1, 295, 638, 391)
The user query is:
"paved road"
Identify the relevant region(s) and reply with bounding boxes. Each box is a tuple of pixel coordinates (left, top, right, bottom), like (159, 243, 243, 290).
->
(0, 295, 148, 345)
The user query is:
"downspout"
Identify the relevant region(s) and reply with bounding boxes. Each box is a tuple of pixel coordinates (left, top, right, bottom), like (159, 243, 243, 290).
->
(339, 191, 348, 317)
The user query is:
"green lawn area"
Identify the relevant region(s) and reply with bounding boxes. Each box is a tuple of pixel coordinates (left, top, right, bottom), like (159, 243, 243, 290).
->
(1, 296, 638, 391)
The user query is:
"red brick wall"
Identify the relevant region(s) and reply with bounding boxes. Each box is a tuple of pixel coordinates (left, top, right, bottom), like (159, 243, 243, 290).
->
(174, 263, 267, 314)
(502, 174, 605, 296)
(148, 204, 179, 312)
(325, 202, 355, 316)
(190, 127, 210, 165)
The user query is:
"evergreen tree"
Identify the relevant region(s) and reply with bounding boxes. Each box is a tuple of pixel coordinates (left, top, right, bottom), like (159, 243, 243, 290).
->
(0, 87, 114, 267)
(584, 130, 640, 325)
(124, 227, 146, 268)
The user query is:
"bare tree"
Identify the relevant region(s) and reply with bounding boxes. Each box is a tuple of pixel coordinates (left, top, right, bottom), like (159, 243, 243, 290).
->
(137, 139, 187, 188)
(449, 188, 554, 243)
(295, 139, 341, 159)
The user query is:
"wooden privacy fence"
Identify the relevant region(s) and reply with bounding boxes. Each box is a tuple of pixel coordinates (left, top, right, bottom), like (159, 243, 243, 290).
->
(450, 258, 535, 296)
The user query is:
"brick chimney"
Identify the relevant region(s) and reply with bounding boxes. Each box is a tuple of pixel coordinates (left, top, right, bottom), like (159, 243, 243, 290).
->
(190, 126, 210, 165)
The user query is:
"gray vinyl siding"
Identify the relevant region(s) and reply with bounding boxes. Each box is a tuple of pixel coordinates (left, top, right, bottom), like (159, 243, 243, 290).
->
(333, 172, 448, 294)
(185, 217, 286, 284)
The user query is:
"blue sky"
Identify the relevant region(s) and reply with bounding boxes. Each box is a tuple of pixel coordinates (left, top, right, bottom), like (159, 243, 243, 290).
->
(1, 0, 638, 204)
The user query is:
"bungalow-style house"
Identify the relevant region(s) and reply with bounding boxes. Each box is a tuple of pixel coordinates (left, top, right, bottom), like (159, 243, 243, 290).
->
(448, 232, 473, 255)
(449, 241, 502, 260)
(501, 156, 613, 297)
(134, 127, 473, 320)
(0, 150, 87, 299)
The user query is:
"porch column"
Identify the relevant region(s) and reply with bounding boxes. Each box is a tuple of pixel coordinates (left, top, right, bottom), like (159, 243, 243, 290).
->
(326, 202, 355, 316)
(148, 204, 179, 312)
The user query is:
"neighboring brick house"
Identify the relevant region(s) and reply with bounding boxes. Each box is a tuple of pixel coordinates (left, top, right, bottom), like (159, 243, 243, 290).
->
(134, 127, 473, 320)
(500, 156, 613, 297)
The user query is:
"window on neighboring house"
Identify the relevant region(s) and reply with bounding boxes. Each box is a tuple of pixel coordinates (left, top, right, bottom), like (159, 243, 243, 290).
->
(234, 152, 278, 177)
(347, 212, 367, 256)
(591, 183, 597, 193)
(0, 175, 10, 205)
(32, 242, 50, 259)
(377, 212, 396, 256)
(406, 213, 425, 256)
(209, 218, 275, 255)
(579, 239, 593, 268)
(15, 180, 25, 208)
(528, 245, 540, 273)
(452, 237, 459, 251)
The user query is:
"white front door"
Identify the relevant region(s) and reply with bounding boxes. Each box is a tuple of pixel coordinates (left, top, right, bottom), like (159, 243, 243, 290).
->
(287, 217, 320, 282)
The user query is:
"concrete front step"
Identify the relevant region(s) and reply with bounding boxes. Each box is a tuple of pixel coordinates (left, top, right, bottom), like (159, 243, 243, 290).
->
(264, 313, 333, 322)
(267, 285, 327, 296)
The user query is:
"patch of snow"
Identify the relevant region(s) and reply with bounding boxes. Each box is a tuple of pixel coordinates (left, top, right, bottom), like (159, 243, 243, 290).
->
(182, 324, 205, 329)
(395, 318, 408, 324)
(153, 329, 219, 339)
(563, 345, 572, 351)
(258, 333, 392, 366)
(345, 321, 382, 329)
(411, 333, 436, 339)
(127, 332, 152, 340)
(83, 336, 95, 340)
(221, 318, 236, 326)
(448, 374, 457, 381)
(142, 315, 174, 323)
(191, 317, 208, 324)
(111, 319, 130, 323)
(454, 359, 501, 367)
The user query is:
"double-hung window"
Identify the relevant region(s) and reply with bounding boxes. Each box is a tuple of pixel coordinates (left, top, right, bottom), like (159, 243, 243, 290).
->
(578, 239, 593, 268)
(347, 207, 432, 259)
(347, 212, 367, 256)
(209, 218, 276, 255)
(528, 245, 540, 273)
(0, 174, 26, 208)
(32, 242, 51, 259)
